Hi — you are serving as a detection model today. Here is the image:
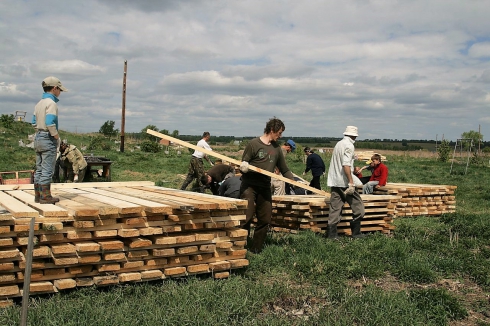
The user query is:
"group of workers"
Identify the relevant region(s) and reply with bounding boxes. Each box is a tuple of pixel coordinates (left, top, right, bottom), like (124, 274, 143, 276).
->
(180, 118, 389, 253)
(32, 75, 387, 254)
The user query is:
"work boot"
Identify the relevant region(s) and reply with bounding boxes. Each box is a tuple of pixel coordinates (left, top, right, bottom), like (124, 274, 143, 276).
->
(350, 220, 367, 239)
(39, 184, 60, 204)
(327, 224, 339, 239)
(34, 183, 40, 203)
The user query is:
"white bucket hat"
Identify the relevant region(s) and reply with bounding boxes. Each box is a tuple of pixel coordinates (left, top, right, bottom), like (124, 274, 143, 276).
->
(343, 126, 358, 137)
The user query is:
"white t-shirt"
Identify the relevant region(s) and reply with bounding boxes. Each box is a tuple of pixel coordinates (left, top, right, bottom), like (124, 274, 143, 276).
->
(193, 139, 212, 158)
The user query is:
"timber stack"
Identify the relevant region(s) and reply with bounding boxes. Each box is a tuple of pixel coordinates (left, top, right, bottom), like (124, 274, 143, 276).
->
(368, 183, 457, 217)
(271, 194, 400, 235)
(0, 182, 248, 306)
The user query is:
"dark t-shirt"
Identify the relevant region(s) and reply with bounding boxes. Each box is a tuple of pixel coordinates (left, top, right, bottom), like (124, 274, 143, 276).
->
(241, 137, 294, 187)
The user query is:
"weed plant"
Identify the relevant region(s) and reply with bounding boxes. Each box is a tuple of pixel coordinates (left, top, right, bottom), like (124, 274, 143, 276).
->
(0, 128, 489, 325)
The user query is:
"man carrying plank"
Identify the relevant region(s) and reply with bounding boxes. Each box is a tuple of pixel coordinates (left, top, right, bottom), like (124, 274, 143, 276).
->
(239, 117, 295, 253)
(327, 126, 366, 239)
(180, 131, 214, 192)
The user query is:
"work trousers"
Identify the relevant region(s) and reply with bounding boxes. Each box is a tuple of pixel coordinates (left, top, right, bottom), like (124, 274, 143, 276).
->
(181, 156, 205, 190)
(328, 187, 365, 226)
(34, 131, 57, 185)
(240, 182, 272, 253)
(309, 175, 322, 190)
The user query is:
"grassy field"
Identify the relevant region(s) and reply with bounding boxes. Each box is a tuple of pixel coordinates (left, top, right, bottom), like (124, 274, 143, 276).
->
(1, 124, 490, 325)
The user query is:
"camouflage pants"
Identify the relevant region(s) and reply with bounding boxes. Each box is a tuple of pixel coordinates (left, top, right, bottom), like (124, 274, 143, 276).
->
(181, 157, 205, 191)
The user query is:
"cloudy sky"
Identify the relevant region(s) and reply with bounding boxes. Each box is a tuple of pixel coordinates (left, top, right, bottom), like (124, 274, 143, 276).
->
(1, 0, 489, 141)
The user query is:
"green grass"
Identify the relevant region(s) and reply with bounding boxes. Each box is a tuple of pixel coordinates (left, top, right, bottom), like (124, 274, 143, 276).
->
(1, 125, 490, 325)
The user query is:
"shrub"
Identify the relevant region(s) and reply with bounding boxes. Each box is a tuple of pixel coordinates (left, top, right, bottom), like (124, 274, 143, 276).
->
(88, 136, 112, 150)
(0, 114, 15, 129)
(437, 140, 451, 162)
(141, 141, 160, 153)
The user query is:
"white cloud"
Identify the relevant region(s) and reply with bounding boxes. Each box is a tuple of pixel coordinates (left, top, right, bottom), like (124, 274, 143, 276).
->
(0, 0, 489, 140)
(468, 42, 490, 58)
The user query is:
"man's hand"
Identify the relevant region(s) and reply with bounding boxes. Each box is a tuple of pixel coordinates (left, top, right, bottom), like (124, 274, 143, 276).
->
(73, 174, 79, 182)
(344, 184, 356, 196)
(240, 161, 249, 173)
(56, 138, 61, 153)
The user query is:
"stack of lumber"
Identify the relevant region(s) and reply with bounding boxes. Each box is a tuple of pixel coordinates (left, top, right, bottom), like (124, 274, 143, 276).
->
(355, 151, 387, 161)
(369, 183, 457, 217)
(271, 194, 400, 235)
(0, 182, 249, 304)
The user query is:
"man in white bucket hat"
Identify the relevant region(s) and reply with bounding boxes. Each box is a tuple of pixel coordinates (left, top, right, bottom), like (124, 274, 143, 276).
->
(326, 126, 366, 239)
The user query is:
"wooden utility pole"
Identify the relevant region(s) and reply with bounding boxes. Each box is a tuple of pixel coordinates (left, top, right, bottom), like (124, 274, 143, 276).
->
(120, 60, 127, 153)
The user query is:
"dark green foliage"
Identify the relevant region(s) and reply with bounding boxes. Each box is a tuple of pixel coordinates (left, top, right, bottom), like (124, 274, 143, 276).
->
(140, 140, 160, 153)
(0, 114, 15, 129)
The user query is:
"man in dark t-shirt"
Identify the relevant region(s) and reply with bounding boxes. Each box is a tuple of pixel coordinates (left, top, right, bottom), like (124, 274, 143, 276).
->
(239, 117, 295, 253)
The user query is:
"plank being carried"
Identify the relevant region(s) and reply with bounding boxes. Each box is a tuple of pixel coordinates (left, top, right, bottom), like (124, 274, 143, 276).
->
(146, 129, 330, 197)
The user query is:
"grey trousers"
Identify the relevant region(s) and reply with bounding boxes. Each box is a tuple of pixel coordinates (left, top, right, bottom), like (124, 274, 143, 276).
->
(329, 187, 365, 226)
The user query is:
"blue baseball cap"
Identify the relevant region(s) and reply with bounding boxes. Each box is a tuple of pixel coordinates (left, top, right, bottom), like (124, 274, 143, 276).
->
(286, 139, 296, 152)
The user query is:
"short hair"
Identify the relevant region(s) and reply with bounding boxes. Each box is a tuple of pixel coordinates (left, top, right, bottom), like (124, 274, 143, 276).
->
(372, 153, 382, 162)
(202, 132, 210, 138)
(304, 147, 311, 153)
(264, 117, 285, 134)
(43, 86, 55, 92)
(200, 174, 210, 185)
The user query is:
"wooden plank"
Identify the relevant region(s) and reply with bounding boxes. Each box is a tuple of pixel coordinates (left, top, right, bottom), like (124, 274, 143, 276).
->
(6, 190, 68, 217)
(106, 187, 194, 211)
(139, 186, 246, 209)
(77, 188, 173, 214)
(0, 192, 39, 218)
(52, 190, 119, 216)
(147, 129, 330, 197)
(57, 188, 143, 215)
(0, 181, 155, 191)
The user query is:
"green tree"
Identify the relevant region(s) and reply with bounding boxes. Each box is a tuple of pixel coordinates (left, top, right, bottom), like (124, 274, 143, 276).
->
(98, 120, 119, 141)
(142, 125, 159, 142)
(461, 130, 483, 149)
(171, 130, 179, 138)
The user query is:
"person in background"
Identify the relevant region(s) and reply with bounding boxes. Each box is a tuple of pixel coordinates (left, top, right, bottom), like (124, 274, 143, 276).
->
(302, 147, 326, 191)
(271, 139, 296, 195)
(201, 164, 235, 195)
(180, 131, 214, 192)
(32, 76, 67, 204)
(362, 154, 388, 194)
(326, 126, 366, 239)
(59, 142, 87, 183)
(239, 117, 295, 253)
(218, 175, 242, 198)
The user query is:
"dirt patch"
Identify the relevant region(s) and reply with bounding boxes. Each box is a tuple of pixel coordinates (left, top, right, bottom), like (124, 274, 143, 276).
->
(121, 170, 146, 178)
(261, 295, 329, 322)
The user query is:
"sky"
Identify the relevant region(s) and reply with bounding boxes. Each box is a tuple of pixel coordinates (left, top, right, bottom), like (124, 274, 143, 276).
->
(1, 0, 489, 141)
